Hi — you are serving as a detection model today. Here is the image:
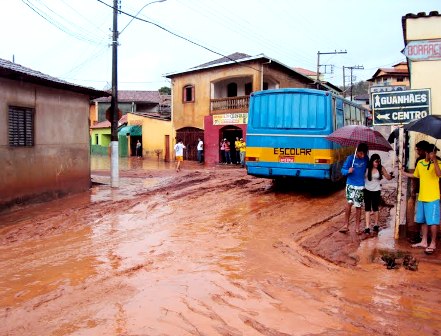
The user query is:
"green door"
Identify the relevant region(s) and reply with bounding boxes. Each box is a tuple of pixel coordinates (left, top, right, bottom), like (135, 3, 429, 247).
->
(118, 135, 128, 157)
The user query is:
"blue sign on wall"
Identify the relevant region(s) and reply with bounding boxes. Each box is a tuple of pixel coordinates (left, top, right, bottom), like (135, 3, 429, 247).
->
(372, 89, 431, 125)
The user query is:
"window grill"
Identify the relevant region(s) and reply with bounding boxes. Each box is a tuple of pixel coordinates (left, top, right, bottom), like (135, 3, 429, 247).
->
(8, 106, 34, 147)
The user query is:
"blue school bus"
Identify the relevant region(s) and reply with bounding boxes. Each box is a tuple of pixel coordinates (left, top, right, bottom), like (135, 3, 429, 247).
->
(245, 88, 368, 182)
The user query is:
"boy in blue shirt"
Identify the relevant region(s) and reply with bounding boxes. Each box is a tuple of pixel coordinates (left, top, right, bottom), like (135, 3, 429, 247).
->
(339, 143, 369, 233)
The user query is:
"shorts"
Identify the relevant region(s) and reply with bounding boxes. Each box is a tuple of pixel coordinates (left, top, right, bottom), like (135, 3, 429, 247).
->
(346, 184, 364, 208)
(175, 156, 183, 162)
(364, 189, 381, 212)
(415, 200, 440, 225)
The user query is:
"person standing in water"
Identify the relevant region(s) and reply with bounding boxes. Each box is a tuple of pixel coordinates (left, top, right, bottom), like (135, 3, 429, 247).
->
(340, 143, 369, 233)
(363, 154, 393, 234)
(402, 143, 441, 255)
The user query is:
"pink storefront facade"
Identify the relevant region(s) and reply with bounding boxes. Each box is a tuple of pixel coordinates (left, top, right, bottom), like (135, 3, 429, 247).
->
(203, 115, 247, 165)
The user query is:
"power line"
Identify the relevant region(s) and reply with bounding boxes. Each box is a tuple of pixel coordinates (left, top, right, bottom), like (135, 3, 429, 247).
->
(95, 0, 263, 73)
(21, 0, 106, 44)
(176, 0, 316, 67)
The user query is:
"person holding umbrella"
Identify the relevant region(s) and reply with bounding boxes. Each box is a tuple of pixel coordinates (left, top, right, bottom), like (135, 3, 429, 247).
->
(339, 143, 369, 233)
(401, 143, 441, 254)
(325, 124, 391, 233)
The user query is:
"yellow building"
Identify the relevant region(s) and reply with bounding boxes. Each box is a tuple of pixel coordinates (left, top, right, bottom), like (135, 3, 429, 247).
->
(401, 11, 441, 237)
(127, 112, 173, 161)
(402, 11, 441, 164)
(402, 11, 441, 115)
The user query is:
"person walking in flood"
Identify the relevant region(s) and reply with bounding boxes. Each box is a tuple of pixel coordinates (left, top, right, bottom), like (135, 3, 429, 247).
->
(174, 139, 186, 172)
(402, 143, 441, 255)
(363, 154, 393, 234)
(136, 140, 142, 158)
(339, 143, 369, 233)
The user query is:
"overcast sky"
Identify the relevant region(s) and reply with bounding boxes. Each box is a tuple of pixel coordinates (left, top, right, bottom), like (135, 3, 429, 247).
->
(1, 0, 438, 91)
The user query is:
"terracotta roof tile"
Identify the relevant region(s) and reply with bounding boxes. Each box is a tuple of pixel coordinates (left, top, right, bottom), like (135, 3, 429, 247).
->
(293, 67, 317, 76)
(90, 114, 127, 129)
(94, 90, 160, 103)
(90, 120, 110, 129)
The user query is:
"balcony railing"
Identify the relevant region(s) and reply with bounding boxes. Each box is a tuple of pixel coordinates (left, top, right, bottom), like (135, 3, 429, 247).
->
(210, 96, 250, 113)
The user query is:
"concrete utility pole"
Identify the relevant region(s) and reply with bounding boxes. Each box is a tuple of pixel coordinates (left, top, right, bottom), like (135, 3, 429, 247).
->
(110, 0, 120, 188)
(342, 66, 346, 97)
(343, 65, 364, 101)
(108, 0, 166, 188)
(316, 50, 347, 88)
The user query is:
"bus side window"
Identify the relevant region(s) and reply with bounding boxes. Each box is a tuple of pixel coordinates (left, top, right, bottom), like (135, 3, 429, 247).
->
(344, 103, 351, 125)
(335, 99, 344, 129)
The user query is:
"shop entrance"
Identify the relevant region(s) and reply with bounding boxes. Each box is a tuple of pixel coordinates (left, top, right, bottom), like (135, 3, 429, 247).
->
(220, 126, 243, 164)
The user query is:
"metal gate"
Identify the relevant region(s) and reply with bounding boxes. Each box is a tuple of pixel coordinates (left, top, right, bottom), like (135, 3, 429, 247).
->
(176, 127, 204, 161)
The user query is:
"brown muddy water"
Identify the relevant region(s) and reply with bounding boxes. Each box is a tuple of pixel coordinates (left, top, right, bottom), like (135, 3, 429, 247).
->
(1, 155, 441, 335)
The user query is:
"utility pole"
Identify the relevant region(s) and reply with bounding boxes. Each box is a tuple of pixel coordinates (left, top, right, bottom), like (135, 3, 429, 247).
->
(316, 50, 347, 88)
(342, 66, 346, 98)
(110, 0, 120, 188)
(108, 0, 165, 188)
(343, 65, 364, 101)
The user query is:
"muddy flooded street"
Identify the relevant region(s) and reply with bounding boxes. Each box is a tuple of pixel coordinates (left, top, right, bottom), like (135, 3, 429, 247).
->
(1, 157, 441, 335)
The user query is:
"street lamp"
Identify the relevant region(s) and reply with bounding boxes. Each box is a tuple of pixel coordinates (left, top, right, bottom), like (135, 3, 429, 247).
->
(120, 0, 166, 35)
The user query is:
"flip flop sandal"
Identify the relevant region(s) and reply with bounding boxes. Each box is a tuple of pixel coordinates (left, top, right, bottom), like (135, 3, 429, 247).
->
(425, 247, 435, 255)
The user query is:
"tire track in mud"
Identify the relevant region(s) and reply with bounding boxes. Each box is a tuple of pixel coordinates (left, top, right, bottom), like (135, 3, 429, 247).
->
(0, 171, 250, 245)
(4, 167, 439, 336)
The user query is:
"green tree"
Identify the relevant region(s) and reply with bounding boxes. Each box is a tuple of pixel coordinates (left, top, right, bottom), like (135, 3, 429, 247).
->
(340, 80, 370, 97)
(159, 86, 171, 95)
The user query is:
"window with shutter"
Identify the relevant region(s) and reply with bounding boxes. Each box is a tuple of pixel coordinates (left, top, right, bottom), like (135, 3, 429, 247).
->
(8, 106, 35, 147)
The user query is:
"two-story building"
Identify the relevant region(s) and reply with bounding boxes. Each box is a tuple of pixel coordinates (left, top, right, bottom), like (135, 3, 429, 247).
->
(166, 52, 332, 164)
(367, 61, 410, 91)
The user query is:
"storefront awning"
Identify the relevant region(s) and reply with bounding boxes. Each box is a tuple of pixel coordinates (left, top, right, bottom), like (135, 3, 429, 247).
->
(118, 125, 142, 137)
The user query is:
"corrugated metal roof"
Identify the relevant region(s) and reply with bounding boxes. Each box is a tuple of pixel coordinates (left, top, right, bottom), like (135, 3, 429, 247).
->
(193, 52, 251, 69)
(118, 125, 142, 136)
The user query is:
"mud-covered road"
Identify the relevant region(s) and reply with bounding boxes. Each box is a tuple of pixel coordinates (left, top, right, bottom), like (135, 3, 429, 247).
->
(1, 157, 441, 335)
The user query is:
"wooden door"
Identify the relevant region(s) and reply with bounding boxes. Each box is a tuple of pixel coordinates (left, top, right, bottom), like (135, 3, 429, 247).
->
(164, 135, 170, 162)
(176, 127, 204, 161)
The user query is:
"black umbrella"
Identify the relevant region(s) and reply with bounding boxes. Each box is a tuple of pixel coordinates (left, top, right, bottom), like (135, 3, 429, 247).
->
(407, 115, 441, 169)
(406, 115, 441, 139)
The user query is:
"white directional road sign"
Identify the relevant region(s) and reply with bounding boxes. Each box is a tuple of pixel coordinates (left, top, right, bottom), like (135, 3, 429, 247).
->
(372, 89, 431, 126)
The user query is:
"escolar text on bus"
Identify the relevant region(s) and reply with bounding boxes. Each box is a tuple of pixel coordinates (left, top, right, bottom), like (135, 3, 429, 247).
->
(274, 148, 312, 155)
